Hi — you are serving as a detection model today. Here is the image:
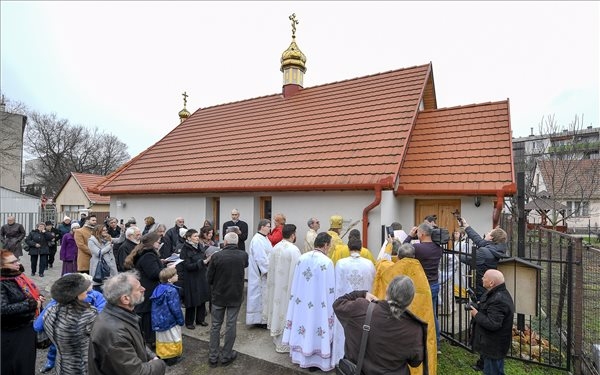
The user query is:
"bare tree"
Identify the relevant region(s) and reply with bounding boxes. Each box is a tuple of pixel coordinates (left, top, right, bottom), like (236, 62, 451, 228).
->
(525, 114, 600, 228)
(23, 111, 130, 196)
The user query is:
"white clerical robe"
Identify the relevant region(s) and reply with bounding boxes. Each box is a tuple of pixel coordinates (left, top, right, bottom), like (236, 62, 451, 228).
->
(332, 253, 376, 365)
(303, 229, 318, 254)
(282, 250, 336, 371)
(246, 232, 273, 324)
(263, 239, 302, 352)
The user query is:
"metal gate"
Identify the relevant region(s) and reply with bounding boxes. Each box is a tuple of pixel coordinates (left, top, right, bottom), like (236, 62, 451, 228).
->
(439, 223, 591, 374)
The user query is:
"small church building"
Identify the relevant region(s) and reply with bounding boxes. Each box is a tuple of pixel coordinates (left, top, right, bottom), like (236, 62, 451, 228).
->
(90, 16, 516, 253)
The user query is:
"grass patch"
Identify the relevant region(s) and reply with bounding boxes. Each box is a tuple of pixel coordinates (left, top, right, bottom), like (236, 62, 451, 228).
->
(438, 341, 567, 375)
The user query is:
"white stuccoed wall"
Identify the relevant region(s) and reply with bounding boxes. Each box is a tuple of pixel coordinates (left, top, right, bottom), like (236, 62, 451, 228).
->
(108, 192, 499, 257)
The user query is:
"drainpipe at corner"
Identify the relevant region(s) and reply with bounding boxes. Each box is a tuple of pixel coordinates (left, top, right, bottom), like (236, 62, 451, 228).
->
(493, 191, 505, 228)
(362, 177, 394, 246)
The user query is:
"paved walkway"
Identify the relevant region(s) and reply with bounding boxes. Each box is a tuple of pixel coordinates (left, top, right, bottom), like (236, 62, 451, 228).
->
(20, 253, 324, 374)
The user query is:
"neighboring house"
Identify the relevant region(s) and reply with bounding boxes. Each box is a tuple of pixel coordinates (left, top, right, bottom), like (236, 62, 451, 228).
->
(90, 27, 516, 254)
(0, 103, 27, 192)
(54, 172, 111, 220)
(532, 159, 600, 230)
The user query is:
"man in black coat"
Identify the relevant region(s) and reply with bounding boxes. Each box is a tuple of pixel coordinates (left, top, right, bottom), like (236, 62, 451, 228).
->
(221, 209, 249, 251)
(207, 232, 248, 367)
(469, 269, 514, 375)
(163, 218, 186, 255)
(116, 227, 141, 272)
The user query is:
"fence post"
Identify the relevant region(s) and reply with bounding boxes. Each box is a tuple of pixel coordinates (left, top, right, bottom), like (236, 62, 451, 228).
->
(572, 238, 583, 375)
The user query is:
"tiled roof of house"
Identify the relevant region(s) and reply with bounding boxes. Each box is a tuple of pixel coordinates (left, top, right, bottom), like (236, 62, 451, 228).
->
(71, 173, 111, 204)
(537, 159, 600, 199)
(396, 101, 516, 195)
(92, 64, 436, 194)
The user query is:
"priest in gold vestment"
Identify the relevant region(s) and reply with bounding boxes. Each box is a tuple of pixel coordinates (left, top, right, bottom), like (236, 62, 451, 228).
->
(372, 241, 437, 375)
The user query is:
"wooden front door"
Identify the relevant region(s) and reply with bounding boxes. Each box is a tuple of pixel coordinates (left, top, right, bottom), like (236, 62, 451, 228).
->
(415, 199, 462, 237)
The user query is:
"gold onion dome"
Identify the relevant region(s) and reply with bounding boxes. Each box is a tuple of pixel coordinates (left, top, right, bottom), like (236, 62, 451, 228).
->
(280, 38, 307, 73)
(178, 91, 191, 122)
(178, 107, 191, 119)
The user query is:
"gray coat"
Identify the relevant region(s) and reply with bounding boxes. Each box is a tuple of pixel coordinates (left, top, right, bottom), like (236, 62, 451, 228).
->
(1, 222, 26, 257)
(88, 304, 166, 375)
(43, 303, 98, 374)
(88, 236, 119, 286)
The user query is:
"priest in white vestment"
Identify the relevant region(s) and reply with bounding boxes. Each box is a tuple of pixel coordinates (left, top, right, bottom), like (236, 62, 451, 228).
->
(263, 224, 302, 352)
(246, 219, 273, 325)
(283, 232, 336, 372)
(332, 237, 376, 365)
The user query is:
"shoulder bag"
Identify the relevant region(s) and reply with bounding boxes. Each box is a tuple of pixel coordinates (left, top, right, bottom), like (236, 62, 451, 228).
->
(336, 301, 376, 375)
(93, 249, 111, 283)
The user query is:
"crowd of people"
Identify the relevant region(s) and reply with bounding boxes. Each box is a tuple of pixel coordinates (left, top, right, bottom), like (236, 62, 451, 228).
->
(0, 210, 515, 375)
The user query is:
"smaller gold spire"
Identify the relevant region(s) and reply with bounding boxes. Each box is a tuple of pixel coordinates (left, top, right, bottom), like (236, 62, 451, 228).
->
(178, 91, 191, 123)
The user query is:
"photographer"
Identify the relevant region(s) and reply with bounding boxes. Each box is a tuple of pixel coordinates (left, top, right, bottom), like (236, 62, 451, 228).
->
(458, 218, 508, 299)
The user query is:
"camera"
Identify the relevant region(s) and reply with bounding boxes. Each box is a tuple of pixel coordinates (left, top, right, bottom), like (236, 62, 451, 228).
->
(462, 287, 478, 311)
(386, 226, 395, 237)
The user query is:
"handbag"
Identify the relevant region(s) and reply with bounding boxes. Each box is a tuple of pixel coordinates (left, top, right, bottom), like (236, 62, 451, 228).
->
(336, 301, 376, 375)
(93, 250, 111, 283)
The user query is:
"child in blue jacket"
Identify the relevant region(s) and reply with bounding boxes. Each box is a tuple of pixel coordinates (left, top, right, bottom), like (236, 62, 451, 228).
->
(151, 267, 185, 366)
(34, 273, 106, 373)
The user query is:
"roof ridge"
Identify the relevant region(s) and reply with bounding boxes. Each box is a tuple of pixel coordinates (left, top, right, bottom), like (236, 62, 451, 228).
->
(420, 99, 509, 113)
(196, 63, 432, 112)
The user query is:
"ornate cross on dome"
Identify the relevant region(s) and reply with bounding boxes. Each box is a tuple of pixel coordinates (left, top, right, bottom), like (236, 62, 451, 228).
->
(289, 13, 299, 38)
(182, 91, 188, 107)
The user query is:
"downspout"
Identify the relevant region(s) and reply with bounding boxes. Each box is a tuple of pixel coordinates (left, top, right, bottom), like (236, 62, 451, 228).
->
(362, 177, 394, 246)
(493, 191, 505, 228)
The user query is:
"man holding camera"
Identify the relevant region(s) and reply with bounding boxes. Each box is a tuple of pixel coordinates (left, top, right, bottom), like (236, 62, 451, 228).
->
(404, 223, 443, 350)
(458, 218, 508, 300)
(469, 269, 514, 375)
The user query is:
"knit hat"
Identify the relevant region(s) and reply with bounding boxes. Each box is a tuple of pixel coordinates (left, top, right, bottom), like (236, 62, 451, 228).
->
(71, 222, 81, 230)
(51, 273, 91, 304)
(64, 216, 71, 222)
(330, 215, 343, 229)
(45, 221, 53, 226)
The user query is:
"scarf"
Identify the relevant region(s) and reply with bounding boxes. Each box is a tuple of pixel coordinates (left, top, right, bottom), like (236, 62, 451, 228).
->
(0, 270, 41, 316)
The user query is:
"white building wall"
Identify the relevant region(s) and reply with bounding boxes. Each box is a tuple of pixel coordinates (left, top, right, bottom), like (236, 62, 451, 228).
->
(110, 194, 208, 231)
(107, 191, 499, 256)
(1, 187, 39, 213)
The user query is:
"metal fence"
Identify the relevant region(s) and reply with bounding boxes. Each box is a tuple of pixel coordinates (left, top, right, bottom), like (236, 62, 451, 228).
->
(582, 245, 600, 375)
(0, 211, 42, 233)
(439, 217, 599, 375)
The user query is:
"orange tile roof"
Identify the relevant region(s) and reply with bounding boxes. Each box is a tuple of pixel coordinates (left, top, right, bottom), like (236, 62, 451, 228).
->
(92, 64, 435, 194)
(71, 173, 111, 204)
(396, 101, 516, 195)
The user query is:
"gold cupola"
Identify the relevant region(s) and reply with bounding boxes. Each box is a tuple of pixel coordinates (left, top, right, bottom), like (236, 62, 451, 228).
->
(178, 91, 191, 123)
(281, 13, 306, 98)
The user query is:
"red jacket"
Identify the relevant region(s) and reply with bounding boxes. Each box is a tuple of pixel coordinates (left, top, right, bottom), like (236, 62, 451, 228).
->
(267, 225, 283, 246)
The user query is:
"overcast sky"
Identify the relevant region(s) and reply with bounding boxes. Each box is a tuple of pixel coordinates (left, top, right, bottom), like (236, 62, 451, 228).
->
(2, 1, 598, 158)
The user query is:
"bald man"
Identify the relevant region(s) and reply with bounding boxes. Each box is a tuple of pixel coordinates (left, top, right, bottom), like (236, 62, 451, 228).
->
(469, 269, 514, 375)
